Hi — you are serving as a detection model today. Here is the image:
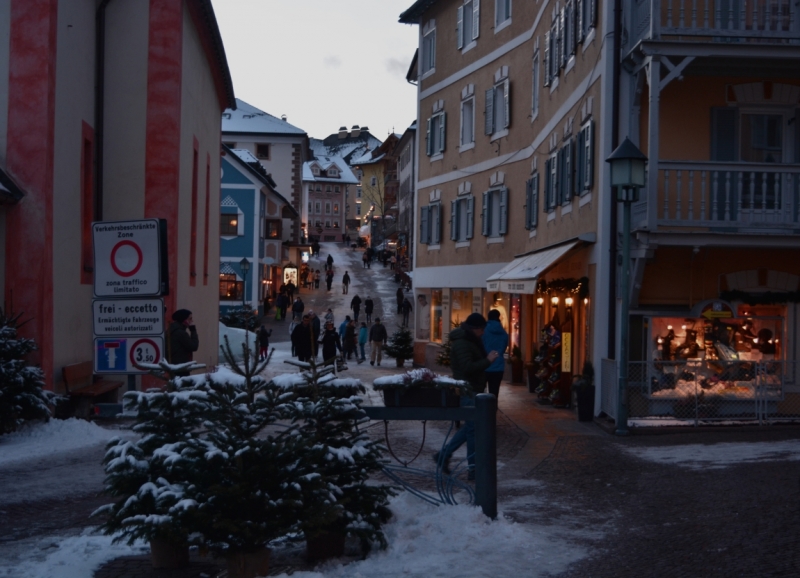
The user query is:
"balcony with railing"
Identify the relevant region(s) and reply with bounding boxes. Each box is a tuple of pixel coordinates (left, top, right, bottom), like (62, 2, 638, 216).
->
(630, 0, 799, 46)
(646, 161, 800, 231)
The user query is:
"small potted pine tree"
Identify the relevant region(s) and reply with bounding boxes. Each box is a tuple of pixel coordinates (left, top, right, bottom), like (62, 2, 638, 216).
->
(384, 326, 414, 367)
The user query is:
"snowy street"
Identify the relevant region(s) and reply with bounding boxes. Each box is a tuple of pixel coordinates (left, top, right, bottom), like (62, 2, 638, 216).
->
(1, 244, 800, 577)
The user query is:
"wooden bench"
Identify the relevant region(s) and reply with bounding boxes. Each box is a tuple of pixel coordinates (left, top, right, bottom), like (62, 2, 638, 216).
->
(61, 361, 124, 419)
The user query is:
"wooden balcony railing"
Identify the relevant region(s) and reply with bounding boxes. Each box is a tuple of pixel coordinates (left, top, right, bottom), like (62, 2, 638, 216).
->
(631, 0, 798, 44)
(655, 161, 800, 229)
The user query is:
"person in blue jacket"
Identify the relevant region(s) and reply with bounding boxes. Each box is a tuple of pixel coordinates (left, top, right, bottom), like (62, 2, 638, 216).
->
(482, 309, 509, 399)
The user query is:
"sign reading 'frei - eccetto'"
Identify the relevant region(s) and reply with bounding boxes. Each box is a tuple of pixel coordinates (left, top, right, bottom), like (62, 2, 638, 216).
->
(92, 219, 162, 297)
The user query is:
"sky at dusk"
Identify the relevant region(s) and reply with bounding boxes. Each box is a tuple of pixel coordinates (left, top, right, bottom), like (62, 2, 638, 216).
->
(211, 0, 420, 140)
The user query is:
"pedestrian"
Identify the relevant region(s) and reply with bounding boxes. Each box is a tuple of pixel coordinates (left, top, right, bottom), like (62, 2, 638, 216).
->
(483, 309, 509, 399)
(401, 297, 413, 327)
(342, 271, 351, 294)
(357, 321, 368, 363)
(326, 254, 334, 271)
(390, 255, 397, 270)
(257, 324, 272, 360)
(167, 309, 199, 376)
(396, 287, 404, 314)
(275, 292, 287, 321)
(324, 308, 334, 327)
(291, 296, 304, 320)
(290, 314, 314, 362)
(314, 269, 321, 289)
(433, 313, 499, 481)
(286, 280, 296, 300)
(319, 320, 342, 365)
(362, 253, 368, 268)
(339, 315, 351, 340)
(309, 311, 321, 358)
(382, 252, 388, 268)
(325, 269, 334, 291)
(369, 317, 388, 366)
(350, 294, 362, 322)
(343, 318, 356, 360)
(364, 296, 374, 323)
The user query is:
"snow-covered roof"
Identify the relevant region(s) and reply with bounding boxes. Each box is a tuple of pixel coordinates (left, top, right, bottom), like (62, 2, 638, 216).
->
(352, 151, 386, 166)
(303, 156, 359, 184)
(222, 99, 307, 136)
(229, 149, 259, 164)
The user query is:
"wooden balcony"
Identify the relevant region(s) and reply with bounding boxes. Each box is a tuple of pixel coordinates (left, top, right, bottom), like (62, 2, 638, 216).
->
(648, 161, 800, 232)
(631, 0, 799, 45)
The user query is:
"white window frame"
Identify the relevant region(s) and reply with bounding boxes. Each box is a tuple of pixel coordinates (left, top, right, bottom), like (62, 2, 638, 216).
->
(427, 111, 446, 157)
(457, 0, 480, 52)
(334, 185, 340, 193)
(325, 201, 332, 215)
(356, 203, 362, 216)
(460, 96, 476, 149)
(532, 51, 540, 121)
(422, 22, 436, 76)
(495, 0, 512, 32)
(420, 202, 442, 245)
(333, 202, 340, 215)
(370, 176, 377, 186)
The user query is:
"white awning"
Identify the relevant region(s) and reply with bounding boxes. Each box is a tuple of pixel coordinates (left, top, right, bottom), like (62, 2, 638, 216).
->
(486, 241, 579, 294)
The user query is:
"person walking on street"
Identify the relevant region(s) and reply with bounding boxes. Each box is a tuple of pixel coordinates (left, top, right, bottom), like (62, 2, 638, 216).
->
(338, 316, 351, 340)
(362, 253, 368, 269)
(325, 269, 334, 291)
(319, 320, 342, 365)
(167, 309, 199, 376)
(401, 297, 413, 327)
(396, 287, 404, 314)
(357, 321, 368, 363)
(324, 308, 334, 327)
(326, 253, 334, 271)
(433, 313, 499, 481)
(309, 311, 321, 359)
(483, 309, 509, 399)
(364, 296, 374, 323)
(343, 319, 356, 360)
(290, 314, 314, 362)
(257, 324, 272, 360)
(275, 292, 288, 321)
(369, 317, 388, 366)
(291, 296, 304, 321)
(350, 294, 362, 322)
(342, 271, 351, 294)
(314, 269, 321, 289)
(390, 255, 397, 270)
(286, 281, 296, 301)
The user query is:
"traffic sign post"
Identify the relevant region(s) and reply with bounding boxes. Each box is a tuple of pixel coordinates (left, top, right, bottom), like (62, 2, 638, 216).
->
(93, 298, 164, 336)
(93, 219, 162, 297)
(94, 337, 163, 374)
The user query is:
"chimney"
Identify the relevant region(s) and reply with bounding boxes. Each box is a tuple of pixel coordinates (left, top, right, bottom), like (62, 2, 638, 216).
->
(338, 126, 348, 139)
(360, 126, 369, 133)
(281, 114, 287, 122)
(351, 124, 361, 138)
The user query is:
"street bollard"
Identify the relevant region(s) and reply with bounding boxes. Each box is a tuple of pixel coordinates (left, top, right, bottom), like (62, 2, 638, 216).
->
(474, 393, 497, 519)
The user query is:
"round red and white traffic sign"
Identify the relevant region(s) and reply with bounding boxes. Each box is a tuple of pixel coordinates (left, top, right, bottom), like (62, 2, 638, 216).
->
(129, 338, 161, 368)
(110, 240, 144, 278)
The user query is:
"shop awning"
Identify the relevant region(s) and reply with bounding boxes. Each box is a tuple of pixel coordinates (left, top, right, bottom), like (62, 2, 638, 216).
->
(486, 241, 580, 294)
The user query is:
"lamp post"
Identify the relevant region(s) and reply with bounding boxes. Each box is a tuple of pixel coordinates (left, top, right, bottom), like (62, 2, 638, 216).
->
(239, 257, 251, 308)
(606, 137, 647, 437)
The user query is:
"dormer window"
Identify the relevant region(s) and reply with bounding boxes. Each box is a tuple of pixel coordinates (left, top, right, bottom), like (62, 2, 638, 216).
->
(311, 166, 320, 176)
(327, 168, 339, 177)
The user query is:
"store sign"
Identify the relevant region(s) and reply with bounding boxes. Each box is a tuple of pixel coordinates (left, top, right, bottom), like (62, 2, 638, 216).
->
(562, 333, 572, 373)
(94, 337, 163, 374)
(695, 300, 734, 320)
(92, 219, 162, 297)
(92, 298, 164, 336)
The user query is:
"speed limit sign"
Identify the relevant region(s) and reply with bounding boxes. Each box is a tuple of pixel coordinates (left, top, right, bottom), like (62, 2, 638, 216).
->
(129, 337, 163, 372)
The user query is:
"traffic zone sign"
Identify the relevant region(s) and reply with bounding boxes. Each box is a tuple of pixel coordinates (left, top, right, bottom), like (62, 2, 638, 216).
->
(95, 337, 163, 374)
(93, 219, 163, 297)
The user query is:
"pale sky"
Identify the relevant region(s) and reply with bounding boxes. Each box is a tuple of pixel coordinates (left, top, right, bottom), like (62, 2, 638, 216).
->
(211, 0, 420, 141)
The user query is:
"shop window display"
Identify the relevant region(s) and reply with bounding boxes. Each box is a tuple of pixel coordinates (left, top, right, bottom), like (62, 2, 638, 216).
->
(450, 289, 472, 328)
(431, 290, 443, 343)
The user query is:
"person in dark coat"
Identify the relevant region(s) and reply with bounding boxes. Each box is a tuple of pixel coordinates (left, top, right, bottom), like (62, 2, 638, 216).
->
(482, 309, 509, 399)
(275, 292, 288, 321)
(291, 315, 314, 362)
(369, 317, 388, 366)
(319, 321, 342, 365)
(401, 297, 413, 327)
(326, 254, 334, 271)
(434, 313, 499, 480)
(167, 309, 199, 374)
(257, 324, 272, 360)
(309, 311, 321, 358)
(350, 294, 362, 322)
(291, 296, 304, 320)
(396, 287, 404, 314)
(286, 281, 296, 300)
(342, 319, 356, 360)
(342, 271, 351, 294)
(364, 296, 374, 323)
(325, 269, 334, 291)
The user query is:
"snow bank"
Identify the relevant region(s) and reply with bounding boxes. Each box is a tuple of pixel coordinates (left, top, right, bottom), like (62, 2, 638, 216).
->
(620, 439, 800, 470)
(0, 419, 121, 466)
(218, 322, 257, 362)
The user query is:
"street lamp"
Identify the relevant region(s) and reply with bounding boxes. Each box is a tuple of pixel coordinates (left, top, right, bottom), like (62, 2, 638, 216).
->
(606, 137, 647, 436)
(239, 257, 251, 308)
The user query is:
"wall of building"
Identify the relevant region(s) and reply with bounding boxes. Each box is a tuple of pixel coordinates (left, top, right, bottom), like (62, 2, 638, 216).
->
(0, 0, 10, 165)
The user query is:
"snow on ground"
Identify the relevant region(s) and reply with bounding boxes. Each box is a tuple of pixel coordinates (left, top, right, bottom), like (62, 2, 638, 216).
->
(619, 439, 800, 469)
(218, 322, 257, 363)
(0, 418, 123, 467)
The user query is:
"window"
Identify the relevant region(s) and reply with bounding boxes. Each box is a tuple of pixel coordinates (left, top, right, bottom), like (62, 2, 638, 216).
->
(356, 169, 363, 180)
(333, 203, 340, 215)
(484, 79, 510, 136)
(370, 176, 377, 186)
(525, 174, 540, 230)
(460, 97, 475, 147)
(544, 153, 558, 211)
(532, 51, 540, 119)
(496, 0, 511, 26)
(333, 221, 340, 229)
(419, 202, 442, 245)
(457, 1, 480, 50)
(481, 188, 508, 237)
(312, 166, 320, 176)
(326, 184, 332, 192)
(426, 112, 446, 156)
(308, 201, 313, 214)
(422, 25, 436, 74)
(220, 213, 239, 236)
(266, 219, 281, 238)
(450, 195, 475, 242)
(575, 120, 594, 194)
(577, 0, 598, 42)
(356, 187, 362, 198)
(219, 273, 243, 301)
(325, 201, 332, 214)
(325, 220, 331, 228)
(334, 185, 340, 193)
(356, 203, 362, 216)
(256, 144, 270, 159)
(327, 168, 339, 177)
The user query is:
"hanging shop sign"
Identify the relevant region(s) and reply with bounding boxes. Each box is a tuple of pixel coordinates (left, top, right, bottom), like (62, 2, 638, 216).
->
(562, 332, 572, 373)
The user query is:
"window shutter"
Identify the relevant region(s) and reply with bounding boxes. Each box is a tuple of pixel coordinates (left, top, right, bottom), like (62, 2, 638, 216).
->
(499, 187, 508, 235)
(552, 22, 560, 76)
(577, 0, 584, 41)
(585, 120, 594, 189)
(710, 107, 738, 162)
(553, 152, 561, 207)
(543, 31, 551, 86)
(481, 191, 490, 236)
(436, 204, 443, 244)
(485, 88, 495, 135)
(590, 0, 598, 28)
(426, 117, 433, 156)
(466, 195, 475, 239)
(544, 158, 552, 211)
(568, 1, 576, 55)
(237, 211, 244, 236)
(450, 199, 459, 241)
(575, 128, 585, 195)
(524, 178, 533, 230)
(472, 0, 480, 39)
(564, 140, 573, 203)
(558, 9, 565, 68)
(420, 205, 429, 244)
(439, 112, 446, 152)
(532, 173, 539, 227)
(502, 79, 510, 129)
(457, 5, 464, 49)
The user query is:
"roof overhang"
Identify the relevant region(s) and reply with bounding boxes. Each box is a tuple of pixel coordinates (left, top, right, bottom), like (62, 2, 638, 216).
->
(399, 0, 439, 23)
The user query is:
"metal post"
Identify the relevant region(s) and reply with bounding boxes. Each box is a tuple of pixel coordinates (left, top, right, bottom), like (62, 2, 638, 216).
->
(616, 197, 631, 435)
(474, 393, 497, 519)
(127, 374, 136, 392)
(242, 270, 248, 308)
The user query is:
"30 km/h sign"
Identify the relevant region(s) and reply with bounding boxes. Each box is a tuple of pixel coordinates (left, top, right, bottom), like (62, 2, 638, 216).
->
(93, 219, 162, 297)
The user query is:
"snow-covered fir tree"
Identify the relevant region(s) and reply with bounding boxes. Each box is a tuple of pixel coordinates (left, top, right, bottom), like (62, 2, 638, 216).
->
(384, 326, 414, 362)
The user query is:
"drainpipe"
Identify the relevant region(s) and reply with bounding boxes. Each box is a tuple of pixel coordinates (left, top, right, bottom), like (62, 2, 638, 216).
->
(94, 0, 114, 222)
(607, 0, 623, 359)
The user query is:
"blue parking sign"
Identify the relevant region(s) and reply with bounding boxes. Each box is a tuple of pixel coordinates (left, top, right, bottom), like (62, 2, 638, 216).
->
(96, 339, 128, 373)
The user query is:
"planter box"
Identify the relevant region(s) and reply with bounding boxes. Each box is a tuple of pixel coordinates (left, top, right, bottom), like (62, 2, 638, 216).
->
(382, 387, 460, 408)
(150, 538, 189, 569)
(226, 549, 271, 578)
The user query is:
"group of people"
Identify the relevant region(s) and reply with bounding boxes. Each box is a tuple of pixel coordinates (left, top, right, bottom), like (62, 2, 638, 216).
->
(289, 312, 389, 367)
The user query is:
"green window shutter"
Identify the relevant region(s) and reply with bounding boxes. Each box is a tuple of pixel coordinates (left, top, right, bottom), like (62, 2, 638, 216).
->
(499, 187, 508, 235)
(532, 173, 539, 227)
(439, 112, 446, 152)
(426, 117, 433, 156)
(575, 128, 585, 195)
(524, 178, 533, 230)
(472, 0, 480, 40)
(564, 139, 573, 203)
(481, 191, 490, 236)
(543, 31, 551, 86)
(466, 195, 475, 239)
(420, 205, 429, 244)
(585, 120, 594, 189)
(450, 199, 458, 241)
(553, 151, 561, 206)
(485, 88, 495, 135)
(503, 79, 510, 129)
(432, 204, 441, 244)
(457, 5, 464, 49)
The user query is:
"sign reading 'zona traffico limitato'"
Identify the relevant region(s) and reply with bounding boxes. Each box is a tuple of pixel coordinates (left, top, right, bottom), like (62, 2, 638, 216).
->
(92, 219, 162, 297)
